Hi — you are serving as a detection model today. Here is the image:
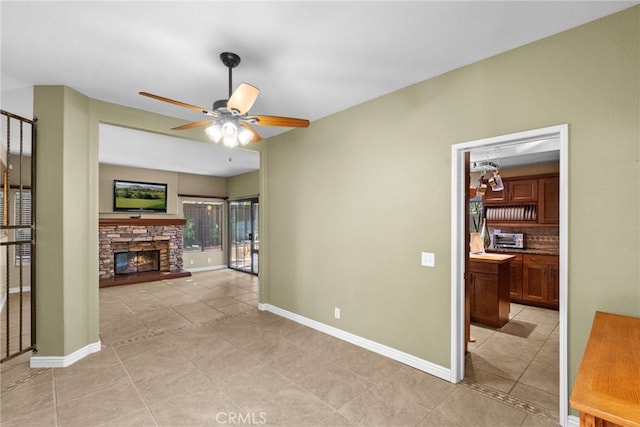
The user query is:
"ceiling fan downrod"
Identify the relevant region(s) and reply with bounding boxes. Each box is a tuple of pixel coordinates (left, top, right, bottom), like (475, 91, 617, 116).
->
(220, 52, 241, 99)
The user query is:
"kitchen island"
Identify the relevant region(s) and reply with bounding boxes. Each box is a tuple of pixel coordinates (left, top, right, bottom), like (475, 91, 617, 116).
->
(468, 253, 514, 328)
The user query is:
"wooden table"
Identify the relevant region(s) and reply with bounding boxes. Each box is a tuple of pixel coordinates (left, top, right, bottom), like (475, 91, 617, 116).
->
(570, 311, 640, 427)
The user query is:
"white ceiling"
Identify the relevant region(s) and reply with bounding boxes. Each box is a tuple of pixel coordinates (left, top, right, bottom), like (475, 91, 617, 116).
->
(2, 1, 636, 176)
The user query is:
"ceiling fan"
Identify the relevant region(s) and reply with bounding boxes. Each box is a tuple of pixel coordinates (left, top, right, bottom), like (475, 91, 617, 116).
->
(139, 52, 309, 147)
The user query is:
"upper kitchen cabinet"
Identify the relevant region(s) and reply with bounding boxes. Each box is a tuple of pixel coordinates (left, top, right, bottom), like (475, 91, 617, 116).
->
(482, 173, 559, 226)
(538, 176, 560, 224)
(483, 178, 538, 204)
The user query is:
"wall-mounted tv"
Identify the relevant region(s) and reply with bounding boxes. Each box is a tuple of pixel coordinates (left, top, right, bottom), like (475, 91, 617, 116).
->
(113, 180, 168, 213)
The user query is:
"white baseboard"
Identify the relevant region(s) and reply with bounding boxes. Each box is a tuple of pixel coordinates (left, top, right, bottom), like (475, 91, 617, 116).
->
(1, 287, 32, 313)
(260, 303, 451, 382)
(566, 415, 579, 427)
(186, 264, 227, 273)
(30, 341, 101, 368)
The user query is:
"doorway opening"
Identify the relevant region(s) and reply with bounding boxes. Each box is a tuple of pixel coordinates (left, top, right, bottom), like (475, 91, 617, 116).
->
(228, 198, 259, 275)
(450, 124, 568, 424)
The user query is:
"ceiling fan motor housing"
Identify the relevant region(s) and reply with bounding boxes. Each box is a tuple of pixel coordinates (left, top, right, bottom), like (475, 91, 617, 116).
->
(213, 99, 228, 110)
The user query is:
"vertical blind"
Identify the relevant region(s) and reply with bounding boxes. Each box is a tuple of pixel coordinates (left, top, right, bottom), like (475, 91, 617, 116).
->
(182, 201, 222, 251)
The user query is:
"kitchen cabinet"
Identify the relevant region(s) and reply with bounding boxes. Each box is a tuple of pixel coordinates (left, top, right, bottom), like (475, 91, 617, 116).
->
(522, 254, 559, 309)
(508, 253, 523, 300)
(483, 178, 538, 204)
(483, 173, 559, 226)
(468, 254, 513, 328)
(538, 176, 559, 224)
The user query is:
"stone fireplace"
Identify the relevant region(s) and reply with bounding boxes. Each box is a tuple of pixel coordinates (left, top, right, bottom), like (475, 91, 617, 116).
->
(99, 218, 191, 287)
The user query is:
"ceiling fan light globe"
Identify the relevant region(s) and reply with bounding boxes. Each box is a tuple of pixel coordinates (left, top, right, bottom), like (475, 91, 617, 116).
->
(238, 127, 253, 145)
(221, 121, 238, 147)
(222, 121, 237, 136)
(223, 134, 239, 148)
(205, 123, 223, 143)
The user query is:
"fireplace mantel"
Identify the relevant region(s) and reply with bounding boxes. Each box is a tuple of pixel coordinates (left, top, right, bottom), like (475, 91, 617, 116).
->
(99, 218, 187, 227)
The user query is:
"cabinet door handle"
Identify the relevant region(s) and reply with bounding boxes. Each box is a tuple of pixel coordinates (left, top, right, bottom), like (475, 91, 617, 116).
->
(470, 273, 474, 285)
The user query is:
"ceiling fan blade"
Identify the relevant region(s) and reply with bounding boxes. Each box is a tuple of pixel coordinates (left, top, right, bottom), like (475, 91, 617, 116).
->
(139, 91, 216, 115)
(171, 120, 216, 131)
(239, 122, 262, 142)
(227, 83, 260, 115)
(249, 115, 310, 128)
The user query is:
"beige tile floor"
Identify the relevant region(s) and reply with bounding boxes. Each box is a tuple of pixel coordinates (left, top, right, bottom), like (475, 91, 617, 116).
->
(1, 269, 560, 426)
(467, 303, 560, 421)
(1, 290, 33, 361)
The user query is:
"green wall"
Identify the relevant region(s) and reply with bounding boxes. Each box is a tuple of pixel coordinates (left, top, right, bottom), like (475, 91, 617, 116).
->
(227, 170, 259, 200)
(263, 5, 639, 391)
(34, 86, 98, 355)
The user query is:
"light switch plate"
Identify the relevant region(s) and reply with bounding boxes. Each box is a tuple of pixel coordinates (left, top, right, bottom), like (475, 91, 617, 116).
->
(421, 252, 435, 267)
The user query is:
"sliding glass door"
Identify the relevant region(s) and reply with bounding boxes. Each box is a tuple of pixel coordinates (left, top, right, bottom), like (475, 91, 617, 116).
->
(228, 198, 258, 274)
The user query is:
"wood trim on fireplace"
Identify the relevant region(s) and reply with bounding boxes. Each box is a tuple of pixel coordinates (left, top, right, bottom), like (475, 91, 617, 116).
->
(99, 270, 191, 288)
(99, 218, 186, 226)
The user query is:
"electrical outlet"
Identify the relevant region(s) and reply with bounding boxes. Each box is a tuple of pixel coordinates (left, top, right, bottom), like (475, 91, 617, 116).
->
(190, 259, 194, 265)
(207, 258, 211, 263)
(421, 252, 435, 267)
(334, 307, 341, 319)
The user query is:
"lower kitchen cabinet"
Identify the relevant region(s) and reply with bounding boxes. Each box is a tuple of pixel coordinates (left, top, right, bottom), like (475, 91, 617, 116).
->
(497, 252, 559, 310)
(522, 254, 559, 310)
(508, 253, 523, 300)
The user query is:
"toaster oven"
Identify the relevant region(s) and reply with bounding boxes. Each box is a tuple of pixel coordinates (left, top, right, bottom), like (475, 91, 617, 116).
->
(493, 232, 524, 249)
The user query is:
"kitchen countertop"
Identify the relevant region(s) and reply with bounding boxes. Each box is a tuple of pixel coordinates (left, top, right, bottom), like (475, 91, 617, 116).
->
(469, 253, 515, 263)
(488, 248, 559, 256)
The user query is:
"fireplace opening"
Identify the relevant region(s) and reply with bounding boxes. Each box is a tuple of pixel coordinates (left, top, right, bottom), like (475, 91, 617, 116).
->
(114, 250, 160, 275)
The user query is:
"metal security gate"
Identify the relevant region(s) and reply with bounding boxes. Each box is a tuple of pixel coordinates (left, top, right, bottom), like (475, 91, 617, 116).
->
(1, 110, 37, 363)
(228, 198, 259, 275)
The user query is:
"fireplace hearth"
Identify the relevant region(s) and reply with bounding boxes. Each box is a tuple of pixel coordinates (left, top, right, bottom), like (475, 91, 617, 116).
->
(115, 250, 160, 275)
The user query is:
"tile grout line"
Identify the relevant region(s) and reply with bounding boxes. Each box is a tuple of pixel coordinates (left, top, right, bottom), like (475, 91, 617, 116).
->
(111, 338, 160, 427)
(0, 365, 46, 392)
(506, 319, 559, 397)
(460, 377, 558, 423)
(467, 305, 560, 423)
(52, 365, 60, 427)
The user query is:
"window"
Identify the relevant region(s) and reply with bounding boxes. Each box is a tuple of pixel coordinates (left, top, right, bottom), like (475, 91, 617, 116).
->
(182, 201, 223, 251)
(14, 191, 32, 265)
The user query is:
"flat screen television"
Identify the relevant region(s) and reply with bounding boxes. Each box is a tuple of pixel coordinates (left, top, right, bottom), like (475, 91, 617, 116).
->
(113, 180, 168, 213)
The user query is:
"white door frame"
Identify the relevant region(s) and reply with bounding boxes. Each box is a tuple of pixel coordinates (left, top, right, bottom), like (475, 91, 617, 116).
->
(450, 124, 569, 425)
